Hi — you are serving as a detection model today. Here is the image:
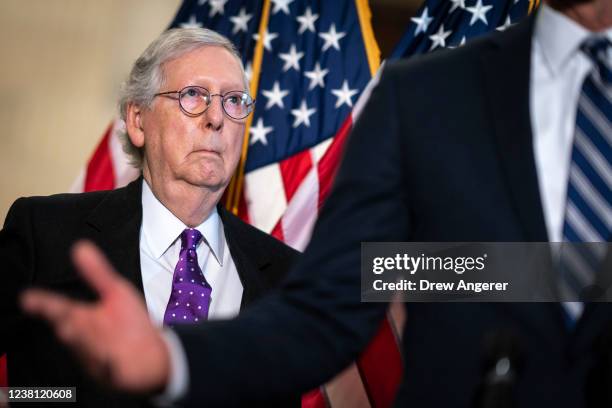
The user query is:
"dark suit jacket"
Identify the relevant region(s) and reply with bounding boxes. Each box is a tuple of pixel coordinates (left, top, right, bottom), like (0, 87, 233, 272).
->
(0, 178, 300, 407)
(170, 16, 612, 408)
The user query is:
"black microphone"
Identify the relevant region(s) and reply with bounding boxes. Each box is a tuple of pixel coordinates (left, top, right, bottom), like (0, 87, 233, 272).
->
(473, 329, 524, 408)
(586, 323, 612, 407)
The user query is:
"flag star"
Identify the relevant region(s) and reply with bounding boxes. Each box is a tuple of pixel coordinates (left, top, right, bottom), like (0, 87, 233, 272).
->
(449, 0, 466, 13)
(271, 0, 294, 15)
(245, 61, 253, 82)
(279, 44, 304, 72)
(250, 118, 273, 146)
(253, 29, 279, 52)
(428, 24, 452, 50)
(209, 0, 228, 17)
(304, 62, 329, 90)
(496, 16, 512, 31)
(291, 100, 316, 128)
(411, 7, 433, 35)
(181, 15, 202, 28)
(466, 0, 493, 26)
(331, 80, 358, 108)
(261, 81, 289, 109)
(230, 7, 252, 34)
(319, 24, 346, 52)
(296, 7, 319, 34)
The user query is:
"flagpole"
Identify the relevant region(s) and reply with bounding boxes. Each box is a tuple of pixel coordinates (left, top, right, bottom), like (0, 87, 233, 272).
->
(226, 0, 272, 215)
(528, 0, 540, 14)
(355, 0, 381, 77)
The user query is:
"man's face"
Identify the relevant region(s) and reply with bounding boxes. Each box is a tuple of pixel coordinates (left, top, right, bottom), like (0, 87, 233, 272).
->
(138, 46, 246, 192)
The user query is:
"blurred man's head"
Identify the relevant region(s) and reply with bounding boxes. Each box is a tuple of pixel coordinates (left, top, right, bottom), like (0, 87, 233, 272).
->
(119, 28, 253, 193)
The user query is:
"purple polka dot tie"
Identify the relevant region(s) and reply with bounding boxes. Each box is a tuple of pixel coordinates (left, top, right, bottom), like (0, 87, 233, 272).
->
(163, 228, 212, 325)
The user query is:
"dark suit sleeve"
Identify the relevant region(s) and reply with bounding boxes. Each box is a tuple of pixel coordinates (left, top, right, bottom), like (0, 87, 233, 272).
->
(0, 198, 35, 357)
(175, 66, 412, 407)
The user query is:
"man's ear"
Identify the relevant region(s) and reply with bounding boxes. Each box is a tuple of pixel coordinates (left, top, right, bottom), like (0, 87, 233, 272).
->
(125, 103, 145, 148)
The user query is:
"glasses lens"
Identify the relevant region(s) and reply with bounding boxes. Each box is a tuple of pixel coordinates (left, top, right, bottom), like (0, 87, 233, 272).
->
(179, 86, 209, 115)
(223, 92, 253, 119)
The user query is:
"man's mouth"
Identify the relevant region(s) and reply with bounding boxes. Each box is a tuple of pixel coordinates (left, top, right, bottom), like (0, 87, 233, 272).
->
(193, 148, 221, 156)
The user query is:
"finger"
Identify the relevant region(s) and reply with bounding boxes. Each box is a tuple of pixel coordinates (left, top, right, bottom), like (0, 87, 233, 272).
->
(21, 289, 76, 325)
(71, 240, 122, 296)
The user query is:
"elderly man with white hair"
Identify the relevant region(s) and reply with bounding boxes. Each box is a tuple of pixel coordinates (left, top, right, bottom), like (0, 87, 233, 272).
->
(0, 27, 300, 407)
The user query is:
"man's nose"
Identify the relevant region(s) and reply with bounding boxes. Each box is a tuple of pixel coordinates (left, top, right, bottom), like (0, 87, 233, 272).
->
(203, 95, 224, 130)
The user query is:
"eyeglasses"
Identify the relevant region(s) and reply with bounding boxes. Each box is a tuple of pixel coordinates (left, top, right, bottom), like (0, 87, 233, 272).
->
(154, 86, 255, 120)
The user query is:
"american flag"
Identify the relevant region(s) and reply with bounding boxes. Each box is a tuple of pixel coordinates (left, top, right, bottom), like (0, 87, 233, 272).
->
(175, 0, 379, 249)
(393, 0, 537, 58)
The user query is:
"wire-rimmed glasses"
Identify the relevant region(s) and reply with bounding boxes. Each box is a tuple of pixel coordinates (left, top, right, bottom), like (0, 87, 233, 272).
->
(154, 86, 255, 120)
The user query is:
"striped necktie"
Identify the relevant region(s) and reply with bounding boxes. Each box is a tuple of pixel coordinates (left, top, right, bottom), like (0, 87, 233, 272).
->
(559, 37, 612, 309)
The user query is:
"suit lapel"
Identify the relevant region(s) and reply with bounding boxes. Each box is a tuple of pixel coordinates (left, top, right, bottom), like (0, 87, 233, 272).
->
(480, 17, 569, 342)
(84, 178, 145, 294)
(218, 206, 267, 309)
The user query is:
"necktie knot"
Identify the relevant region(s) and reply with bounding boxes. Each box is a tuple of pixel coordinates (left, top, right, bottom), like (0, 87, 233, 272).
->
(581, 37, 612, 85)
(181, 228, 203, 251)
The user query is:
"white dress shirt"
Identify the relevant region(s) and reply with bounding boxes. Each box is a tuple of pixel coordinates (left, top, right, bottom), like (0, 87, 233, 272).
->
(140, 180, 243, 404)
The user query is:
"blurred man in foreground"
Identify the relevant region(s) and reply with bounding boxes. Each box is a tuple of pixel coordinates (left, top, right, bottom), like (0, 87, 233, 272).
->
(1, 27, 299, 407)
(22, 0, 611, 406)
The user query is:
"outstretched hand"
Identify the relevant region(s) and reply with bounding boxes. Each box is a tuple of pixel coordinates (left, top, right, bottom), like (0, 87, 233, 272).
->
(21, 241, 170, 394)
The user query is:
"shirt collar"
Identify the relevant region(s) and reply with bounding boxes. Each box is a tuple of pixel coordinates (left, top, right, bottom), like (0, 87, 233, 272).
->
(141, 179, 224, 265)
(535, 4, 591, 76)
(535, 4, 612, 76)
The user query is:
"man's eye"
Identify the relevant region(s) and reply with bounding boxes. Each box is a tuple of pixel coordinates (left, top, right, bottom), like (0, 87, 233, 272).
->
(186, 88, 199, 97)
